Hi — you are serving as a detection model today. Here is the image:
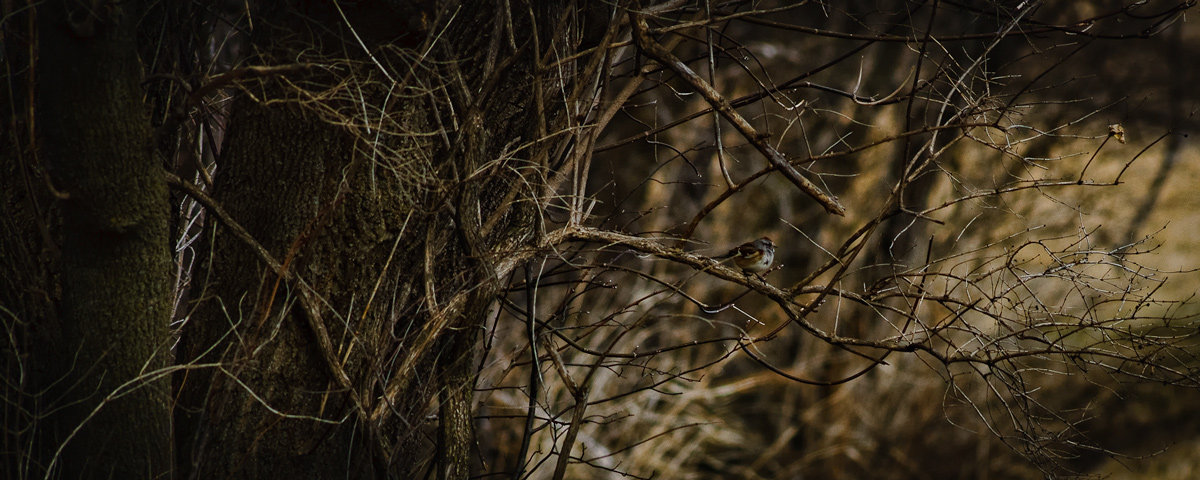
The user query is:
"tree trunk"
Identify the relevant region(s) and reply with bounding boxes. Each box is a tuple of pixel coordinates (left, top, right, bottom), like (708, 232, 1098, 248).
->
(35, 0, 173, 477)
(173, 100, 369, 478)
(157, 1, 602, 477)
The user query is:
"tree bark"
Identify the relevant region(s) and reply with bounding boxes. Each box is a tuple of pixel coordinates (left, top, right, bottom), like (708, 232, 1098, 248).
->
(174, 100, 369, 478)
(35, 0, 173, 477)
(167, 1, 598, 478)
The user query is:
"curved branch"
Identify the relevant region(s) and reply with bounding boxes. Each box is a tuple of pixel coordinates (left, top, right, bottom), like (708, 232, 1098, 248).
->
(628, 10, 845, 216)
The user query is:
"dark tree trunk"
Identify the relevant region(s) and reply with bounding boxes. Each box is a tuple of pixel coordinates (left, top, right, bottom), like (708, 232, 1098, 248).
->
(173, 101, 368, 478)
(171, 2, 560, 477)
(34, 0, 173, 477)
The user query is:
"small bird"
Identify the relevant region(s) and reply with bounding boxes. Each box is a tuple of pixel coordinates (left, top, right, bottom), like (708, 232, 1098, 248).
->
(714, 237, 775, 275)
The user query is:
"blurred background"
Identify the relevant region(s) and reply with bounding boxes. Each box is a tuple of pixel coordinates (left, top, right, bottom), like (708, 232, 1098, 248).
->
(474, 2, 1200, 479)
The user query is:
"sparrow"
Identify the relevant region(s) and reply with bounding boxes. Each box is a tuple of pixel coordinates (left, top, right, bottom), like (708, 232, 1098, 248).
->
(714, 237, 775, 274)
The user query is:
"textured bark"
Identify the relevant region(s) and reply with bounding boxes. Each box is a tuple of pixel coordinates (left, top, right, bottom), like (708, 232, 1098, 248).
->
(166, 1, 597, 478)
(34, 0, 173, 477)
(174, 101, 365, 478)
